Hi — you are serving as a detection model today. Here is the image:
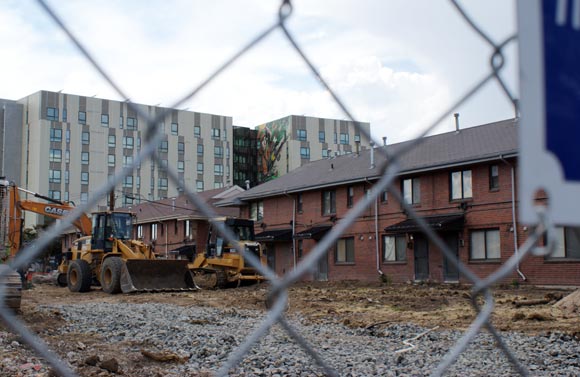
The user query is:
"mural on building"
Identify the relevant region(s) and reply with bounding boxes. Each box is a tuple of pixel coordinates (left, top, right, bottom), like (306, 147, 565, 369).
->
(257, 117, 289, 182)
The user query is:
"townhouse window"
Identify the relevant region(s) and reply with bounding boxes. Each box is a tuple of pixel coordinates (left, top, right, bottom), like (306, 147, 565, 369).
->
(470, 229, 500, 261)
(185, 220, 191, 239)
(78, 111, 86, 124)
(214, 164, 223, 176)
(81, 152, 89, 165)
(178, 142, 185, 153)
(297, 193, 303, 213)
(211, 128, 220, 140)
(297, 129, 307, 141)
(300, 147, 310, 159)
(81, 171, 89, 185)
(319, 131, 325, 143)
(322, 149, 329, 158)
(123, 155, 133, 167)
(177, 161, 185, 172)
(123, 136, 134, 149)
(194, 125, 201, 137)
(46, 107, 58, 121)
(402, 178, 420, 204)
(250, 201, 264, 222)
(49, 149, 62, 163)
(382, 235, 407, 262)
(547, 227, 580, 260)
(108, 135, 116, 147)
(49, 190, 61, 200)
(65, 150, 70, 163)
(171, 122, 178, 135)
(197, 162, 203, 174)
(346, 186, 354, 208)
(151, 223, 158, 241)
(335, 237, 355, 263)
(101, 114, 109, 126)
(451, 170, 472, 200)
(127, 117, 137, 129)
(489, 165, 499, 190)
(214, 146, 223, 158)
(196, 180, 204, 192)
(80, 192, 88, 204)
(158, 140, 168, 153)
(297, 240, 303, 258)
(49, 169, 61, 183)
(136, 225, 143, 239)
(197, 144, 203, 156)
(158, 178, 168, 190)
(108, 154, 115, 167)
(82, 131, 90, 145)
(380, 190, 388, 203)
(322, 190, 336, 215)
(123, 175, 133, 188)
(119, 116, 124, 128)
(50, 128, 62, 142)
(62, 109, 67, 122)
(340, 133, 349, 145)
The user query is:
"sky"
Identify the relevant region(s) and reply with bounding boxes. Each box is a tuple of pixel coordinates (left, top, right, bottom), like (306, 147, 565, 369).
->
(0, 0, 518, 144)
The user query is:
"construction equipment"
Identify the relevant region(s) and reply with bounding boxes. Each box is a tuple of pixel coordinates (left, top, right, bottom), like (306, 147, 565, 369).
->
(189, 217, 267, 289)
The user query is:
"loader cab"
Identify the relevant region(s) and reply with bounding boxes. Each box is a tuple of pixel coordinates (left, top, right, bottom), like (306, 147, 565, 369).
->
(91, 211, 134, 252)
(206, 218, 255, 257)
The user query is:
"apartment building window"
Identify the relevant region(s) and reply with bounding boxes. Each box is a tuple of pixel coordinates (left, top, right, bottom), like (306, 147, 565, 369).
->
(46, 107, 58, 121)
(402, 178, 420, 204)
(78, 111, 86, 124)
(211, 128, 220, 139)
(297, 193, 303, 213)
(127, 117, 137, 130)
(136, 176, 140, 189)
(451, 170, 472, 200)
(81, 172, 89, 185)
(108, 154, 115, 167)
(123, 175, 133, 188)
(82, 131, 90, 145)
(65, 150, 70, 163)
(178, 142, 184, 154)
(49, 149, 62, 163)
(194, 125, 201, 137)
(80, 192, 88, 204)
(334, 133, 337, 144)
(322, 190, 336, 215)
(123, 155, 133, 167)
(383, 235, 406, 262)
(322, 149, 329, 158)
(119, 116, 124, 128)
(470, 229, 500, 261)
(197, 144, 203, 156)
(106, 135, 115, 148)
(177, 161, 184, 172)
(250, 201, 264, 222)
(63, 191, 69, 202)
(300, 147, 310, 159)
(335, 237, 354, 263)
(171, 122, 178, 135)
(214, 182, 224, 189)
(62, 109, 67, 122)
(346, 186, 354, 208)
(214, 164, 223, 176)
(297, 129, 307, 141)
(49, 169, 61, 183)
(49, 190, 61, 200)
(319, 131, 325, 143)
(196, 180, 204, 192)
(151, 223, 158, 241)
(160, 159, 168, 169)
(489, 165, 499, 190)
(340, 133, 349, 145)
(50, 128, 62, 142)
(81, 152, 89, 165)
(158, 178, 168, 190)
(214, 146, 223, 158)
(157, 140, 168, 153)
(101, 114, 109, 126)
(66, 130, 70, 143)
(547, 227, 580, 260)
(64, 170, 69, 184)
(354, 134, 361, 143)
(197, 162, 203, 174)
(123, 136, 134, 149)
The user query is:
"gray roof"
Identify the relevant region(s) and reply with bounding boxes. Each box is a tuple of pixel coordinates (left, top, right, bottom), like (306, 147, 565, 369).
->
(232, 118, 518, 202)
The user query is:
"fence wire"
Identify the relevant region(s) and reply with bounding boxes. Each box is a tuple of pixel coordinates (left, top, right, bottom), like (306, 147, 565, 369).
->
(0, 0, 554, 376)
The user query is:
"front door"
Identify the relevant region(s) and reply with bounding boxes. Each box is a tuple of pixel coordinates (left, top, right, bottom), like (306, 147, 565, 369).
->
(414, 234, 429, 280)
(443, 233, 460, 282)
(316, 253, 328, 281)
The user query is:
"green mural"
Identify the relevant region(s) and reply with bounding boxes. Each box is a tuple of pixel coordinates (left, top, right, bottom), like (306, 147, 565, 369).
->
(257, 117, 289, 182)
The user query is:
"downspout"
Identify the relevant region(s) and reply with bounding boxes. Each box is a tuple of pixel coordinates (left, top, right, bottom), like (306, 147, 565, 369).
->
(284, 191, 297, 270)
(366, 178, 383, 276)
(500, 155, 526, 281)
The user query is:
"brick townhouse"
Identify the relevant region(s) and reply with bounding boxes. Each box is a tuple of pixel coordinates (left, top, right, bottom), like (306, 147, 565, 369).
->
(222, 118, 580, 286)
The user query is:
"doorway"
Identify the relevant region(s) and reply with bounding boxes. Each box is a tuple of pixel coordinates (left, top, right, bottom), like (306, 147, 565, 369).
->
(413, 234, 429, 280)
(443, 233, 460, 282)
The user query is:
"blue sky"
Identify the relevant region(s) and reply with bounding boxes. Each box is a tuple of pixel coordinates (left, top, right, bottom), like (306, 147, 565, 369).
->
(0, 0, 518, 143)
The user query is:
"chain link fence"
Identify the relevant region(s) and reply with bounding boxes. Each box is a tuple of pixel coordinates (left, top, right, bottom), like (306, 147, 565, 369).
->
(0, 0, 555, 376)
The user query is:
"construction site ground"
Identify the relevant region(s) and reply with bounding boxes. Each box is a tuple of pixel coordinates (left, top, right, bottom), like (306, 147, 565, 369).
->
(5, 280, 580, 376)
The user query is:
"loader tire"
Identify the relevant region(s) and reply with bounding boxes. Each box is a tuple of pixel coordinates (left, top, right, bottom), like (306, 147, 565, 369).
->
(101, 257, 123, 294)
(56, 273, 67, 287)
(68, 260, 92, 293)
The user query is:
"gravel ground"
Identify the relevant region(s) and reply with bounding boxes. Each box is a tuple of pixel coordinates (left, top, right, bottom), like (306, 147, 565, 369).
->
(2, 302, 578, 376)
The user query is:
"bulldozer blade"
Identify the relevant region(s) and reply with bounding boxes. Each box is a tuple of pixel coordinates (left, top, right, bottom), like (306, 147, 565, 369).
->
(120, 259, 197, 293)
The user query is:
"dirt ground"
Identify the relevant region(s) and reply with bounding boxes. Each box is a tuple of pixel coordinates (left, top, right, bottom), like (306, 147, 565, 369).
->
(7, 281, 580, 376)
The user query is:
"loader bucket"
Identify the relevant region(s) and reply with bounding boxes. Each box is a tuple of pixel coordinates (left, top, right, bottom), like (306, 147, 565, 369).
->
(120, 259, 196, 293)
